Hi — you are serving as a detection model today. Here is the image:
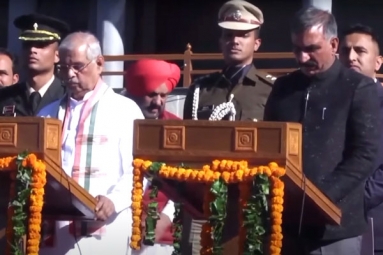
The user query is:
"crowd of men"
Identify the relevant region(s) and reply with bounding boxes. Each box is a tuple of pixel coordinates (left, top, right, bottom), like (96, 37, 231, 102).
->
(0, 0, 382, 254)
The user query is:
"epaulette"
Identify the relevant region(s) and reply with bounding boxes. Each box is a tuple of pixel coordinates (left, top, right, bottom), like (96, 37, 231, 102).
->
(255, 69, 278, 87)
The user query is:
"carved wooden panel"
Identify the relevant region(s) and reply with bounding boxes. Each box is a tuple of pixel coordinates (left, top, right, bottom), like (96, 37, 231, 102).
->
(234, 127, 257, 152)
(46, 125, 59, 150)
(0, 123, 17, 147)
(288, 129, 299, 156)
(133, 120, 341, 225)
(163, 126, 185, 150)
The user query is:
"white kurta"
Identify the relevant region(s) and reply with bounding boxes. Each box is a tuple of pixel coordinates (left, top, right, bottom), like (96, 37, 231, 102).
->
(38, 87, 146, 255)
(132, 199, 175, 255)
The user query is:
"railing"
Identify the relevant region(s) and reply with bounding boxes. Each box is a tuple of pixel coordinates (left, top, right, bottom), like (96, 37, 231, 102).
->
(103, 44, 383, 87)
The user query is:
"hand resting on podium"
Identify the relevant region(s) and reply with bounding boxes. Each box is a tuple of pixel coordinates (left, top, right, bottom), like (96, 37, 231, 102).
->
(94, 195, 116, 221)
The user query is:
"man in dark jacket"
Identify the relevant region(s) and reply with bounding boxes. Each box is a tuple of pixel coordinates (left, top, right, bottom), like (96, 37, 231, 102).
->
(264, 7, 381, 255)
(339, 24, 383, 255)
(0, 14, 69, 116)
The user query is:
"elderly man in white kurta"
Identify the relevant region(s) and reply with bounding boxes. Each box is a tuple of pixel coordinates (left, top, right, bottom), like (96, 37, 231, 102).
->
(38, 32, 146, 255)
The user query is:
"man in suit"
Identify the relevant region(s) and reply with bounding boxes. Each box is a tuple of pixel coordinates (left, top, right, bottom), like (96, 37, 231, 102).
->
(339, 24, 383, 255)
(0, 14, 70, 116)
(264, 7, 381, 255)
(0, 48, 19, 88)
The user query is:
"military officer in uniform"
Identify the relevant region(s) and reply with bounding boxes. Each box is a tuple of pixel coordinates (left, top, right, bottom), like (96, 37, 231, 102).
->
(182, 1, 274, 254)
(0, 14, 70, 116)
(183, 0, 274, 121)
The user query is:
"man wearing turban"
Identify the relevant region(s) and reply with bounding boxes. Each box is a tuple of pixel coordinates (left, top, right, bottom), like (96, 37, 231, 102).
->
(124, 59, 181, 255)
(124, 59, 181, 120)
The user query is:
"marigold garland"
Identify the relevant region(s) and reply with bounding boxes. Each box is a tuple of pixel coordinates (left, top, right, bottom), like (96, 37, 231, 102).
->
(0, 153, 47, 255)
(131, 158, 286, 254)
(270, 176, 285, 255)
(130, 159, 145, 249)
(26, 154, 47, 255)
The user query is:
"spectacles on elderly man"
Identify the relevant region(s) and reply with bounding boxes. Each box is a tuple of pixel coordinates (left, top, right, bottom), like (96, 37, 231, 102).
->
(57, 60, 93, 74)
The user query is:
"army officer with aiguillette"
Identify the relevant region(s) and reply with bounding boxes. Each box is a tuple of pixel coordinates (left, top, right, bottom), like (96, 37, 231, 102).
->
(182, 1, 275, 254)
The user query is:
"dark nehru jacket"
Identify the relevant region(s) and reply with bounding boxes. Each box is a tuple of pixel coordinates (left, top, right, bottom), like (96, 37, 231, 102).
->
(365, 80, 383, 251)
(264, 60, 381, 242)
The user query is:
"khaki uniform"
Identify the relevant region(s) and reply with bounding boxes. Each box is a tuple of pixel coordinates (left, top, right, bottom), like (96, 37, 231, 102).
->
(183, 65, 275, 121)
(181, 65, 275, 255)
(181, 0, 273, 253)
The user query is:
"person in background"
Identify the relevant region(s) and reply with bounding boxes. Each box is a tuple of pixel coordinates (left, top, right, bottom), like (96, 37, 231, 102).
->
(264, 7, 381, 255)
(0, 14, 69, 116)
(38, 31, 145, 255)
(0, 48, 19, 88)
(339, 24, 382, 83)
(124, 59, 181, 120)
(124, 59, 181, 255)
(339, 23, 383, 255)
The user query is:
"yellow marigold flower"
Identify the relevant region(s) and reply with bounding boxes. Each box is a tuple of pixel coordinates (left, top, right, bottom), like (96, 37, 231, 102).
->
(184, 169, 193, 179)
(191, 170, 199, 180)
(211, 160, 220, 171)
(221, 171, 230, 183)
(219, 160, 227, 170)
(133, 158, 144, 167)
(197, 171, 205, 181)
(235, 170, 244, 181)
(273, 167, 287, 177)
(202, 165, 210, 172)
(213, 171, 221, 180)
(225, 160, 233, 171)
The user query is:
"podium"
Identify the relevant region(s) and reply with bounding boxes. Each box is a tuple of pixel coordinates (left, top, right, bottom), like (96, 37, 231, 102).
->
(0, 117, 97, 252)
(133, 119, 342, 252)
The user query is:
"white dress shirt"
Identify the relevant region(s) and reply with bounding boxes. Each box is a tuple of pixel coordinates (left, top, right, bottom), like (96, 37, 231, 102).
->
(28, 75, 55, 97)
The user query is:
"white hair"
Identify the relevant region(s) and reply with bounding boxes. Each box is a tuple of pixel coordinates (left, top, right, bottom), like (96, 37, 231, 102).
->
(59, 31, 102, 60)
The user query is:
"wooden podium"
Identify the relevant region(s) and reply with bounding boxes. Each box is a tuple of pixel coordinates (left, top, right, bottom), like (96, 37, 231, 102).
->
(0, 117, 97, 251)
(133, 120, 342, 252)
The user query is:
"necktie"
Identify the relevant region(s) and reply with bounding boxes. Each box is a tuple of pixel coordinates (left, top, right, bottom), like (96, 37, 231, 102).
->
(29, 92, 42, 114)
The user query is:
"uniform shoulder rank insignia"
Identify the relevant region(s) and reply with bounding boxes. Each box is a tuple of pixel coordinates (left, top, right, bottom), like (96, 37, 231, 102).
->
(256, 70, 277, 86)
(2, 105, 16, 116)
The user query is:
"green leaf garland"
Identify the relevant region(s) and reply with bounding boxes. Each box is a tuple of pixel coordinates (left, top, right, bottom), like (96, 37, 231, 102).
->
(209, 179, 228, 255)
(9, 153, 32, 255)
(242, 174, 270, 255)
(171, 203, 183, 255)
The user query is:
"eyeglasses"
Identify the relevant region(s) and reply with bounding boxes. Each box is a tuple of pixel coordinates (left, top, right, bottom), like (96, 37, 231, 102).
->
(57, 60, 93, 74)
